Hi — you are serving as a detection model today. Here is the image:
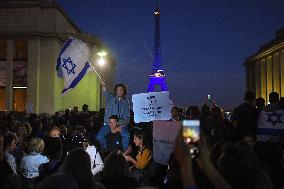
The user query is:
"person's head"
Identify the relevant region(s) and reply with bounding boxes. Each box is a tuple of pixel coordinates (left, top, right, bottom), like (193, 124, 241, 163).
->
(82, 104, 88, 112)
(114, 84, 127, 98)
(133, 130, 146, 148)
(62, 148, 93, 189)
(29, 137, 45, 153)
(54, 112, 60, 118)
(45, 137, 63, 160)
(16, 124, 27, 138)
(15, 125, 23, 136)
(244, 91, 255, 103)
(65, 108, 70, 114)
(59, 124, 67, 136)
(210, 106, 223, 120)
(255, 97, 265, 109)
(269, 91, 279, 104)
(186, 106, 201, 119)
(171, 106, 180, 120)
(32, 120, 42, 132)
(29, 113, 39, 125)
(242, 134, 256, 149)
(201, 104, 210, 117)
(109, 115, 119, 131)
(73, 106, 79, 113)
(69, 131, 87, 150)
(103, 150, 129, 180)
(23, 122, 32, 136)
(3, 133, 17, 152)
(49, 126, 61, 138)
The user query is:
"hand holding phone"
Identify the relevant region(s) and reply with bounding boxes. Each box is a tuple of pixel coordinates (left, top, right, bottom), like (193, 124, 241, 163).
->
(182, 120, 200, 158)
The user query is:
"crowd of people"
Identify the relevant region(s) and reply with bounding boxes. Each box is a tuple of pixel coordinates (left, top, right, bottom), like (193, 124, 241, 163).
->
(0, 81, 284, 189)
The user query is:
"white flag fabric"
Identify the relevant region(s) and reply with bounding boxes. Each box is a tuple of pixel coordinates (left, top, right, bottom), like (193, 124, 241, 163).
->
(132, 91, 171, 123)
(153, 120, 181, 165)
(257, 109, 284, 142)
(56, 38, 91, 95)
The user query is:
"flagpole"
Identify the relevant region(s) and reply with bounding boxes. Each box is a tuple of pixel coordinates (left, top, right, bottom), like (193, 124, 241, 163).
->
(91, 67, 103, 80)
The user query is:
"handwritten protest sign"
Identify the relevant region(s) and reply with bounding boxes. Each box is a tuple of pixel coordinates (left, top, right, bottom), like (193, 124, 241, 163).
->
(153, 120, 181, 165)
(132, 91, 171, 123)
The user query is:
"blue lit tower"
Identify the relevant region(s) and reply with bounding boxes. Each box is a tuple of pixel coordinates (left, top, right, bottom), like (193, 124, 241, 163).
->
(147, 1, 168, 92)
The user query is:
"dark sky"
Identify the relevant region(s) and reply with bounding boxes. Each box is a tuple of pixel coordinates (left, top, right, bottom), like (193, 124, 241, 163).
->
(58, 0, 284, 109)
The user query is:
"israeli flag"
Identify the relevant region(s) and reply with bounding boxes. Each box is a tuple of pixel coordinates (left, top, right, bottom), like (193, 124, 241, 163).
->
(56, 38, 91, 95)
(257, 109, 284, 142)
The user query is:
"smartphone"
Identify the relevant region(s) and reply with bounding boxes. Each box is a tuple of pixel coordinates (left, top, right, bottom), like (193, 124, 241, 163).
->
(182, 120, 200, 158)
(207, 94, 211, 100)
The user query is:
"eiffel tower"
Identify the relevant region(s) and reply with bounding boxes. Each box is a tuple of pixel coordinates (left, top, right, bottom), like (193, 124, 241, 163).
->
(147, 1, 168, 92)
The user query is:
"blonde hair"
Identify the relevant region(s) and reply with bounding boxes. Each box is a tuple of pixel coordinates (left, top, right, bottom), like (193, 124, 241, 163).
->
(29, 137, 44, 153)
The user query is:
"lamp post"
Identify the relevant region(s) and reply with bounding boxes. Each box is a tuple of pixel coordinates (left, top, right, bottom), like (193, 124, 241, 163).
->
(97, 51, 107, 109)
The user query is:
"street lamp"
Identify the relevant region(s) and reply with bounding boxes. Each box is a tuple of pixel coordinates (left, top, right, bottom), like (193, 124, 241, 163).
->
(97, 50, 107, 109)
(97, 51, 107, 66)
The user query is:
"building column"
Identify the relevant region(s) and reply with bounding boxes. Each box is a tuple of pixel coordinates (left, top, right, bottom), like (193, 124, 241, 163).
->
(5, 40, 14, 111)
(255, 61, 261, 98)
(260, 59, 267, 102)
(272, 52, 280, 94)
(266, 56, 273, 99)
(27, 38, 40, 113)
(280, 50, 284, 97)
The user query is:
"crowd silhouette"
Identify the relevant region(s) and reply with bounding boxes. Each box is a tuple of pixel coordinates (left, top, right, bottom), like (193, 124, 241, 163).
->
(0, 88, 284, 189)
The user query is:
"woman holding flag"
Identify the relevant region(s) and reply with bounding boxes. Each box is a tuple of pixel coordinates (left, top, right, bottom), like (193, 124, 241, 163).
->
(96, 80, 130, 155)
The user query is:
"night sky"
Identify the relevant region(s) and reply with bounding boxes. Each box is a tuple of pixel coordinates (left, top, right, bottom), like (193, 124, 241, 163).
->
(58, 0, 284, 110)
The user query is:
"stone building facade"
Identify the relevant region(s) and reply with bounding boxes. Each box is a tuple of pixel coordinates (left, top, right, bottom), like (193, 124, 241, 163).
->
(244, 27, 284, 103)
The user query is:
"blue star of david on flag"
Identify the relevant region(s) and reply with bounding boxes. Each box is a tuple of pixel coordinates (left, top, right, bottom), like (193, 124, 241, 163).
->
(62, 57, 76, 75)
(56, 38, 91, 95)
(266, 112, 282, 126)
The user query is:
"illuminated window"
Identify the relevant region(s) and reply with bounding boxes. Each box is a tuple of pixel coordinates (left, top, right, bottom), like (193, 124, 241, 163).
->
(13, 41, 27, 111)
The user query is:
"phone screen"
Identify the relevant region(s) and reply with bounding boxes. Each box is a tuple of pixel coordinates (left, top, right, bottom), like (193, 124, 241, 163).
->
(182, 120, 200, 158)
(182, 120, 200, 144)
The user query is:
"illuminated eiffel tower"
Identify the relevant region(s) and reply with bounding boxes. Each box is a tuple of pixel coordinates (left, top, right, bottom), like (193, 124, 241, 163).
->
(147, 1, 168, 92)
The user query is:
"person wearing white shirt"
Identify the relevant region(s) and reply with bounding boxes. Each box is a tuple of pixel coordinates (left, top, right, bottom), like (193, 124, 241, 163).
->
(85, 144, 104, 176)
(21, 138, 49, 179)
